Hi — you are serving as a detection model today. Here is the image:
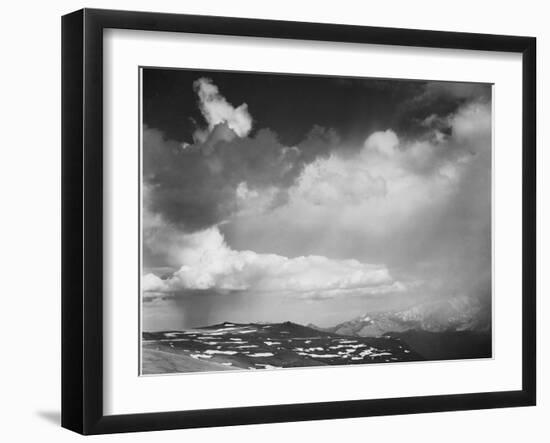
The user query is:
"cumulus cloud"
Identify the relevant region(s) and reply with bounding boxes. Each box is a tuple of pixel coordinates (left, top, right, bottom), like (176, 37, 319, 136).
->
(143, 226, 403, 298)
(280, 118, 474, 234)
(291, 101, 487, 221)
(292, 153, 387, 206)
(193, 77, 253, 140)
(143, 79, 338, 232)
(289, 100, 489, 217)
(224, 100, 491, 303)
(142, 273, 170, 293)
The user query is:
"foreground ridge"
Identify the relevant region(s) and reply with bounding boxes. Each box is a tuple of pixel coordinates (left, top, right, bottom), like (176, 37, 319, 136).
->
(142, 321, 422, 374)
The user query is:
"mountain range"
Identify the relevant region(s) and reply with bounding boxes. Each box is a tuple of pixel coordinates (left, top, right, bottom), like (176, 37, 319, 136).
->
(308, 296, 491, 360)
(142, 296, 491, 375)
(311, 295, 490, 337)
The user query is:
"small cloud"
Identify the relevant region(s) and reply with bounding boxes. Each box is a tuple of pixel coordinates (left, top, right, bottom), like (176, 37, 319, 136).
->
(142, 273, 170, 293)
(193, 77, 253, 139)
(363, 129, 399, 157)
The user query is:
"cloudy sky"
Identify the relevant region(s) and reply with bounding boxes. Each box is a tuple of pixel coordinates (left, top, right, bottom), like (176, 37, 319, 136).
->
(141, 68, 492, 331)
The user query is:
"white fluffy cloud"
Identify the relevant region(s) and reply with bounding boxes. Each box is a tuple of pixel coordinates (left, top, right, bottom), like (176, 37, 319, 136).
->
(142, 226, 403, 298)
(142, 273, 170, 293)
(293, 153, 388, 206)
(281, 133, 457, 240)
(193, 77, 253, 140)
(253, 101, 490, 239)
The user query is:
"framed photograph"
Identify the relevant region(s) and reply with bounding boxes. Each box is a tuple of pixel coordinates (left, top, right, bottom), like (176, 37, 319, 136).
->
(62, 8, 536, 435)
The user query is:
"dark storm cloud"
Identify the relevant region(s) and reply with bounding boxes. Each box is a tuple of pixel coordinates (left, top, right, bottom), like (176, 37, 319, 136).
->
(394, 81, 492, 137)
(143, 122, 337, 231)
(421, 81, 492, 102)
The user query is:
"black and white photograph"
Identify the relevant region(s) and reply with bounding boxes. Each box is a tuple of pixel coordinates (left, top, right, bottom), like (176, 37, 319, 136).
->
(1, 0, 545, 439)
(140, 68, 493, 375)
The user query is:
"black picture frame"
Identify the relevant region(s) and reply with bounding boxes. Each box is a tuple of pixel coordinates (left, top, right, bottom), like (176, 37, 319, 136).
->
(61, 8, 536, 435)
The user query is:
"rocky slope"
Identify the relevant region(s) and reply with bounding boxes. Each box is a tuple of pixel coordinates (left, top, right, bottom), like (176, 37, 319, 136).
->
(142, 321, 423, 374)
